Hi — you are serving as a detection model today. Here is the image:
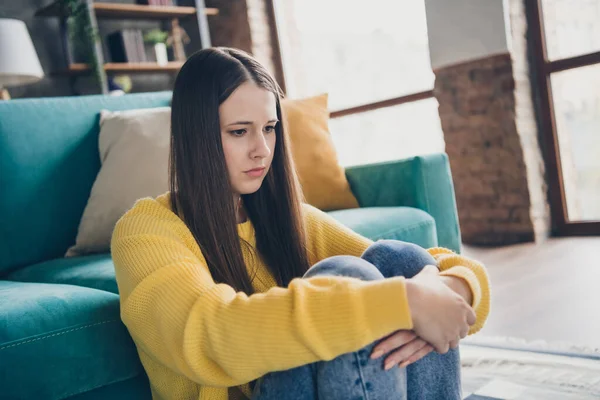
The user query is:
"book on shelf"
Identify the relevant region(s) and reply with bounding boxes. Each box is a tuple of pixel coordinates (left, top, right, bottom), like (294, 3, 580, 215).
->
(124, 29, 137, 62)
(107, 29, 148, 63)
(107, 31, 127, 63)
(134, 29, 147, 62)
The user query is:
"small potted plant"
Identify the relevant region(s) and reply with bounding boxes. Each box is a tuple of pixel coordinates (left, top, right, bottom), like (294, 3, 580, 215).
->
(144, 29, 169, 66)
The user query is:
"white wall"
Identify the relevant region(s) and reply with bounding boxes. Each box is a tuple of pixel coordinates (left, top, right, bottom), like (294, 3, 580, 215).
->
(424, 0, 512, 69)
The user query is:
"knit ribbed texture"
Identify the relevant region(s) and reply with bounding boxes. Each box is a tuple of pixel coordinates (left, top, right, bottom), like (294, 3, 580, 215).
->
(111, 192, 490, 400)
(427, 247, 490, 334)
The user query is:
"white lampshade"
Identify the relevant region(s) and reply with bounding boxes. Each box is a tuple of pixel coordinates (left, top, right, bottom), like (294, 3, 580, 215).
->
(0, 19, 44, 87)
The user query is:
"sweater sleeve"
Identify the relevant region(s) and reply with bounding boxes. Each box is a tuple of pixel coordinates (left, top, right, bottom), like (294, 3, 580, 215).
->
(111, 201, 413, 388)
(302, 204, 490, 335)
(302, 203, 374, 264)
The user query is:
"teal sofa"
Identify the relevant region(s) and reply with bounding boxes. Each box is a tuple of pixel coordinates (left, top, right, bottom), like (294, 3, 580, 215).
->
(0, 91, 461, 399)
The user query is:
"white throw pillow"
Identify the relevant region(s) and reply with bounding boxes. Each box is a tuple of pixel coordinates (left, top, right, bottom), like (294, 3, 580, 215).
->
(66, 107, 171, 257)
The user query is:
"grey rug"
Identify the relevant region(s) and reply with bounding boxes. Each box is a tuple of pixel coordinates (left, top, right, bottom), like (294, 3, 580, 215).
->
(460, 336, 600, 399)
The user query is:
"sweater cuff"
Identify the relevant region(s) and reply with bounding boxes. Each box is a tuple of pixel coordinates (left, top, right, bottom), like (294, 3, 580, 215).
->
(439, 266, 482, 309)
(427, 249, 490, 335)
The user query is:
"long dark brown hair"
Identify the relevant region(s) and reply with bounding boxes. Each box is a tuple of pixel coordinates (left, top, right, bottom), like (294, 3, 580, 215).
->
(169, 47, 311, 295)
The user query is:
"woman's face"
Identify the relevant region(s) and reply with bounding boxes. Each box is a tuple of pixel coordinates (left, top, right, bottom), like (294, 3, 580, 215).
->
(219, 81, 278, 196)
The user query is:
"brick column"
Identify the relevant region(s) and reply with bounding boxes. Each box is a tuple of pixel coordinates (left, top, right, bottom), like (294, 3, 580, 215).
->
(206, 0, 253, 53)
(207, 0, 284, 89)
(433, 0, 550, 245)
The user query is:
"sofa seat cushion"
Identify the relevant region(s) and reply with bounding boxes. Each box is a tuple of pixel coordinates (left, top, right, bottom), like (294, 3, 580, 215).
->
(0, 281, 144, 400)
(327, 206, 438, 249)
(5, 253, 118, 294)
(65, 374, 151, 400)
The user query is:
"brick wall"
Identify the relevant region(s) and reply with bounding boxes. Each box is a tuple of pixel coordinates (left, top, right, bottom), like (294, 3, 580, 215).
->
(206, 0, 253, 53)
(433, 0, 550, 245)
(207, 0, 283, 89)
(246, 0, 277, 77)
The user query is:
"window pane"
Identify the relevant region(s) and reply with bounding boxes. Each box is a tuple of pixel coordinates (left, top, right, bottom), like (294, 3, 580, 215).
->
(274, 0, 434, 110)
(550, 63, 600, 221)
(328, 98, 444, 167)
(541, 0, 600, 61)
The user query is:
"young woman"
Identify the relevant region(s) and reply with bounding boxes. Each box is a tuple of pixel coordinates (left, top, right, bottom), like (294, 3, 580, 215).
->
(111, 47, 490, 400)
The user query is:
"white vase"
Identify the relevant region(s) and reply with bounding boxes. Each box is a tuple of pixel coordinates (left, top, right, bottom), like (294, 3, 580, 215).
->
(154, 43, 168, 66)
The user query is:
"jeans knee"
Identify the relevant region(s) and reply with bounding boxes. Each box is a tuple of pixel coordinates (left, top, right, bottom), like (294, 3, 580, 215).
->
(304, 255, 384, 281)
(361, 240, 437, 279)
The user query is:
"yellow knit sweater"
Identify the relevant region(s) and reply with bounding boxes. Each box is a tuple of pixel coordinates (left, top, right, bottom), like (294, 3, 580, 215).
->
(111, 192, 490, 400)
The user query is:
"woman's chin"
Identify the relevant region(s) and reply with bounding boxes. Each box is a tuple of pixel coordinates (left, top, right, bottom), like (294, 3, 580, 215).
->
(237, 182, 263, 195)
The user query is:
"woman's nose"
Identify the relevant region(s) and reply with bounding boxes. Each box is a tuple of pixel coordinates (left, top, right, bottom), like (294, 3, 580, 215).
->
(251, 131, 271, 159)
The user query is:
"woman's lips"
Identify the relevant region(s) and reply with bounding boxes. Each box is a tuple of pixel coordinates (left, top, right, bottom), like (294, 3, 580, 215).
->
(245, 167, 265, 177)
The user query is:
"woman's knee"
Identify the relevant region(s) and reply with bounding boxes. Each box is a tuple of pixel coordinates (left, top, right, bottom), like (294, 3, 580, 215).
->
(361, 240, 437, 279)
(303, 255, 384, 281)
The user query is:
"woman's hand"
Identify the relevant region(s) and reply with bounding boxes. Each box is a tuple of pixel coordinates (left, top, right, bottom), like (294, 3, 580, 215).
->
(405, 265, 476, 354)
(441, 275, 473, 305)
(370, 330, 434, 369)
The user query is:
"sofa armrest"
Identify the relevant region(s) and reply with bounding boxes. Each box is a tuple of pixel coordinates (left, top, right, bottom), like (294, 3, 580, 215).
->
(345, 153, 461, 253)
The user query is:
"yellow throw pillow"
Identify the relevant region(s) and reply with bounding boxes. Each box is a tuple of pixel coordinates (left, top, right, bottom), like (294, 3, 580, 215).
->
(282, 94, 359, 211)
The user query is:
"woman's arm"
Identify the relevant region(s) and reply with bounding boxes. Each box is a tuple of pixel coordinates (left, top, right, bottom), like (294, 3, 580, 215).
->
(303, 204, 491, 335)
(302, 203, 374, 263)
(111, 202, 413, 388)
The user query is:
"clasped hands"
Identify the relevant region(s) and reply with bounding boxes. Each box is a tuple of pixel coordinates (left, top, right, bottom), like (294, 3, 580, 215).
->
(370, 266, 476, 370)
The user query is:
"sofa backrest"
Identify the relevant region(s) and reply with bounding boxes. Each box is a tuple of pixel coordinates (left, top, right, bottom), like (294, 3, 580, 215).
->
(0, 91, 173, 274)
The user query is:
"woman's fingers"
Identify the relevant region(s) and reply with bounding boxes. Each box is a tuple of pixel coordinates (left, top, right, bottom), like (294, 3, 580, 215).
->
(370, 330, 416, 360)
(467, 307, 477, 326)
(398, 344, 434, 368)
(460, 324, 469, 339)
(383, 338, 428, 370)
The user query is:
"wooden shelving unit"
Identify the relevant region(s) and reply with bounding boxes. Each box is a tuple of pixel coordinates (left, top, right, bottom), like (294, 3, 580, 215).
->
(36, 0, 216, 94)
(58, 61, 184, 75)
(35, 1, 218, 19)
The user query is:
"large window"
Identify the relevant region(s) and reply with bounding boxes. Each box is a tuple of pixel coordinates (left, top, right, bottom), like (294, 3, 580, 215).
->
(528, 0, 600, 234)
(273, 0, 444, 166)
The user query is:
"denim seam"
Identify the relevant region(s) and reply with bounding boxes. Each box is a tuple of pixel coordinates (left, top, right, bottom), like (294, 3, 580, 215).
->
(0, 319, 119, 351)
(353, 351, 370, 400)
(372, 220, 434, 241)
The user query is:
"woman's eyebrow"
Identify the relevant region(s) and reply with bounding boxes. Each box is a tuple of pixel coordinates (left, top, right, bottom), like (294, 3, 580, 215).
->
(227, 121, 253, 126)
(227, 119, 279, 126)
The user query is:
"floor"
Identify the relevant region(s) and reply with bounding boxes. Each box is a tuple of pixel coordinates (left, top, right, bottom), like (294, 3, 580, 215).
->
(460, 345, 600, 399)
(462, 237, 600, 349)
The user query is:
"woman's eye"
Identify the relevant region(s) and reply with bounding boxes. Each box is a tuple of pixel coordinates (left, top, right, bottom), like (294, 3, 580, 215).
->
(265, 125, 276, 133)
(230, 129, 246, 136)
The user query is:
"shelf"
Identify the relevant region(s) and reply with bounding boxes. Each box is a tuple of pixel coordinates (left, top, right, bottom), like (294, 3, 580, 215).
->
(56, 62, 184, 75)
(36, 1, 218, 19)
(105, 61, 184, 72)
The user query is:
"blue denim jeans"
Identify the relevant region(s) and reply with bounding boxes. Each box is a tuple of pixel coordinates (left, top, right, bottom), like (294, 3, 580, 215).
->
(251, 240, 462, 400)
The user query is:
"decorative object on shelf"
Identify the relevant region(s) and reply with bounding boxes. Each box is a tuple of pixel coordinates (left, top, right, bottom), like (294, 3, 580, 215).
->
(113, 75, 132, 92)
(144, 29, 170, 65)
(0, 19, 45, 100)
(60, 0, 105, 89)
(167, 19, 190, 62)
(108, 74, 132, 95)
